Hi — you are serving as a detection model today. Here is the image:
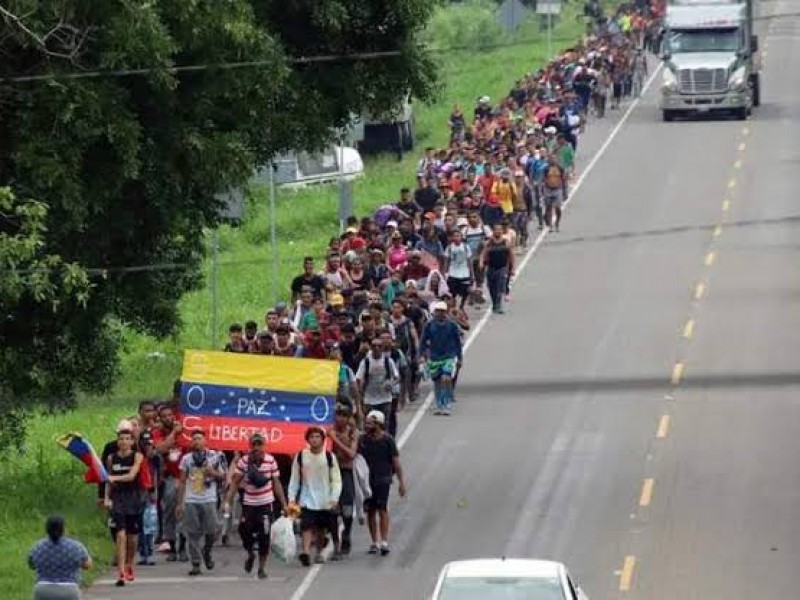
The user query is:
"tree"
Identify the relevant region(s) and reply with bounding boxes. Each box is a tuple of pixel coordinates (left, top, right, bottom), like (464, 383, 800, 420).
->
(0, 0, 440, 447)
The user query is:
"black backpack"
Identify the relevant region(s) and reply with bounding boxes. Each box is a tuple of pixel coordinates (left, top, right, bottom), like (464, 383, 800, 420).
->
(245, 454, 269, 488)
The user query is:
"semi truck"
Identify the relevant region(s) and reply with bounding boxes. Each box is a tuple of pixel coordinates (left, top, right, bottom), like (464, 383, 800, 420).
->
(660, 0, 760, 121)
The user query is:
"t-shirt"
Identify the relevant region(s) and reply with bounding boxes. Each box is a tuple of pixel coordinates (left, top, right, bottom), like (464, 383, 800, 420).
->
(235, 453, 280, 506)
(358, 433, 399, 486)
(445, 243, 472, 279)
(355, 354, 399, 406)
(291, 273, 326, 299)
(179, 450, 225, 504)
(29, 538, 89, 584)
(151, 426, 183, 479)
(462, 225, 490, 255)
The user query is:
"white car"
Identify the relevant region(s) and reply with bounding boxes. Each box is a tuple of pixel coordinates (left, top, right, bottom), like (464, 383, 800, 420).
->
(431, 558, 590, 600)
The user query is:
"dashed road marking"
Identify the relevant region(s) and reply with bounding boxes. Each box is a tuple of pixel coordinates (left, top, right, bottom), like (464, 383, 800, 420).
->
(682, 318, 695, 339)
(704, 251, 716, 267)
(713, 225, 722, 238)
(639, 478, 655, 507)
(722, 199, 731, 212)
(619, 555, 637, 591)
(694, 280, 706, 300)
(742, 126, 750, 136)
(738, 142, 746, 152)
(728, 178, 737, 189)
(671, 362, 685, 386)
(656, 414, 671, 439)
(734, 159, 742, 170)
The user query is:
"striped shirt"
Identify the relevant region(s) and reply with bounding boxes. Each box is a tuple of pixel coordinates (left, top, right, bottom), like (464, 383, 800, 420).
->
(235, 453, 280, 506)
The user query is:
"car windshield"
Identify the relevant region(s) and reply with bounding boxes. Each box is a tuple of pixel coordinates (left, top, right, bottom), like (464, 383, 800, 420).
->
(437, 576, 565, 600)
(669, 28, 740, 53)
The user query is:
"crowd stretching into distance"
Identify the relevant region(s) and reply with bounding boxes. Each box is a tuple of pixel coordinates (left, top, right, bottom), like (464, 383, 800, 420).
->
(28, 3, 662, 593)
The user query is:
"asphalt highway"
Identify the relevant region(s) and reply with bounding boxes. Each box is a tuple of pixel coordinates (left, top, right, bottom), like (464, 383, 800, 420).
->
(87, 8, 800, 597)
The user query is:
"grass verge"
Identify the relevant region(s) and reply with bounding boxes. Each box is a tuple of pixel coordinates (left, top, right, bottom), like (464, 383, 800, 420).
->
(0, 4, 589, 596)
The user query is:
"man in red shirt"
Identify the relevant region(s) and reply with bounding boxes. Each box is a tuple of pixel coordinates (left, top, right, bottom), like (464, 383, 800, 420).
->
(151, 404, 186, 562)
(224, 433, 289, 580)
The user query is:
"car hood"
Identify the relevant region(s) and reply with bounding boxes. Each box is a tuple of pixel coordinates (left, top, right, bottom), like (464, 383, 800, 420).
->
(670, 52, 737, 71)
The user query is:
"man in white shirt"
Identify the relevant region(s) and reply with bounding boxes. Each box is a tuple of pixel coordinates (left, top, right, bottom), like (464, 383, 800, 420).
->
(355, 339, 400, 425)
(288, 427, 342, 566)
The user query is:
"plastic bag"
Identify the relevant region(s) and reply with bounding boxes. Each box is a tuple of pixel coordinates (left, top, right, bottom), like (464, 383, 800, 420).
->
(270, 516, 297, 563)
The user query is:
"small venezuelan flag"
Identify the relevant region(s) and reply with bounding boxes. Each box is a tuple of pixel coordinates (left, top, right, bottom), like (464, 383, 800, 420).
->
(56, 432, 109, 484)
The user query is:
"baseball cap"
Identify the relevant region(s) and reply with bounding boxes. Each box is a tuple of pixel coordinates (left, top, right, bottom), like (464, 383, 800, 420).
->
(432, 300, 448, 311)
(116, 419, 134, 433)
(386, 220, 398, 228)
(366, 410, 385, 426)
(345, 227, 358, 234)
(329, 293, 345, 306)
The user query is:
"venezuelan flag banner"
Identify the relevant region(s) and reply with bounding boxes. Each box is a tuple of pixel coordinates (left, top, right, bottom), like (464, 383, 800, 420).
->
(56, 432, 109, 484)
(179, 350, 339, 454)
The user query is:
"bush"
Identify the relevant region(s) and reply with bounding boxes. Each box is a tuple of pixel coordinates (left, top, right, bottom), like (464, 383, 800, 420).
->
(422, 0, 507, 49)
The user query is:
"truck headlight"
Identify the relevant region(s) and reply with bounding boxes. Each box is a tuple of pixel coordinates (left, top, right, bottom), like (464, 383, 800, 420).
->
(728, 66, 747, 90)
(662, 69, 678, 92)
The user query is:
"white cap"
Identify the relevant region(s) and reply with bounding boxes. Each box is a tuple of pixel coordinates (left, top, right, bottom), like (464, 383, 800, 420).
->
(386, 220, 398, 228)
(116, 419, 134, 433)
(431, 300, 448, 311)
(366, 410, 385, 426)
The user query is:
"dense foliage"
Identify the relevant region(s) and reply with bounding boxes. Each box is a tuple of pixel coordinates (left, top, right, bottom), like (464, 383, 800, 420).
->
(0, 0, 440, 449)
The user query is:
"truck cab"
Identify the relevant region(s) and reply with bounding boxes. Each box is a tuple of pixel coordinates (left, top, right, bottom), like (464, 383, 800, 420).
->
(660, 0, 760, 121)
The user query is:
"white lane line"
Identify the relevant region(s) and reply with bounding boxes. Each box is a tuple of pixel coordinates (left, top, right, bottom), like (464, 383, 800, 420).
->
(289, 63, 664, 600)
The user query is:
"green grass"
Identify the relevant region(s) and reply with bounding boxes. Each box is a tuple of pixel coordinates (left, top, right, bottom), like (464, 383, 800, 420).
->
(0, 4, 589, 597)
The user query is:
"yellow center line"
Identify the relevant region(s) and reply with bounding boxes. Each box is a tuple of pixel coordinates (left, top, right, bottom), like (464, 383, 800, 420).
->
(738, 142, 746, 152)
(619, 555, 637, 591)
(656, 414, 671, 438)
(713, 225, 722, 237)
(722, 199, 731, 212)
(682, 318, 695, 339)
(734, 159, 742, 170)
(704, 251, 716, 267)
(694, 280, 706, 300)
(639, 478, 655, 507)
(671, 362, 685, 386)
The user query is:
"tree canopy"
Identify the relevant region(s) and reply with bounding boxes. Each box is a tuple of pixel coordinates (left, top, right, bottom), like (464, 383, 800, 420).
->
(0, 0, 439, 449)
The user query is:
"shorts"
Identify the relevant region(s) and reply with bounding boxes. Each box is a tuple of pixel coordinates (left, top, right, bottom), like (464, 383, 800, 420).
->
(446, 277, 472, 299)
(365, 481, 391, 511)
(427, 357, 457, 380)
(300, 508, 335, 533)
(110, 513, 140, 534)
(543, 189, 563, 208)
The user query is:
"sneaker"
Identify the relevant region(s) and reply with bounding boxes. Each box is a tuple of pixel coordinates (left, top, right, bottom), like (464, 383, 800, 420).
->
(115, 577, 125, 587)
(221, 534, 229, 547)
(341, 537, 352, 555)
(178, 550, 189, 562)
(146, 557, 157, 566)
(330, 550, 342, 562)
(124, 567, 135, 582)
(368, 544, 379, 555)
(136, 558, 147, 566)
(441, 409, 452, 416)
(432, 409, 442, 416)
(314, 554, 325, 564)
(188, 564, 202, 576)
(244, 552, 256, 574)
(257, 568, 268, 580)
(202, 549, 215, 571)
(299, 553, 311, 567)
(379, 542, 390, 556)
(166, 552, 178, 562)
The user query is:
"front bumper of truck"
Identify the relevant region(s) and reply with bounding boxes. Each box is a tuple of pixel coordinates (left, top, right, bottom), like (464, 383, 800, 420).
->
(660, 90, 748, 112)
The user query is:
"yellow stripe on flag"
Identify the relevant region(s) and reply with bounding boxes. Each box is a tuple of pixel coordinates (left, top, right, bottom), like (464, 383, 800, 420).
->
(181, 350, 338, 395)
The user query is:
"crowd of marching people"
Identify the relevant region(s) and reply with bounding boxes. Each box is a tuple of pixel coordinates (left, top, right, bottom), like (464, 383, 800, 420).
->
(56, 4, 664, 593)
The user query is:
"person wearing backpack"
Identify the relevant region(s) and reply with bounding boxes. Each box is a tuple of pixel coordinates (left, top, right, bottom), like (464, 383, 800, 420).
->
(355, 338, 400, 428)
(288, 427, 342, 566)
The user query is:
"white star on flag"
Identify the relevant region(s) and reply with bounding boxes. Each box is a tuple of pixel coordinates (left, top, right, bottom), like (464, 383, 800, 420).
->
(284, 416, 291, 422)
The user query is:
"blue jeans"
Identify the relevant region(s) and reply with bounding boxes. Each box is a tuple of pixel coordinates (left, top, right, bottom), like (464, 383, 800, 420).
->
(428, 358, 456, 411)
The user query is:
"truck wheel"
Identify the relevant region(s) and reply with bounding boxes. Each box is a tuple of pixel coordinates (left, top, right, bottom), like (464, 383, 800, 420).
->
(751, 73, 761, 107)
(662, 110, 675, 122)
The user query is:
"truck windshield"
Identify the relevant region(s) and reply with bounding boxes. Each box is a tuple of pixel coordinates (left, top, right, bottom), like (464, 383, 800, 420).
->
(669, 28, 740, 52)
